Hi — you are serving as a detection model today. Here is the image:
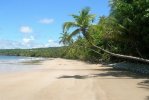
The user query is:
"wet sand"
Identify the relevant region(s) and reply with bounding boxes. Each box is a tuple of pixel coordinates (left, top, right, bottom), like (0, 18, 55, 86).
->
(0, 58, 148, 100)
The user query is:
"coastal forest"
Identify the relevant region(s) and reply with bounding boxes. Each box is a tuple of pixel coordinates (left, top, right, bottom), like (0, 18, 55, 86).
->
(0, 0, 149, 64)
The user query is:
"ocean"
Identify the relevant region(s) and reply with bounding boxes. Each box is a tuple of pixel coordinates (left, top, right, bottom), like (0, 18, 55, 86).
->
(0, 55, 44, 73)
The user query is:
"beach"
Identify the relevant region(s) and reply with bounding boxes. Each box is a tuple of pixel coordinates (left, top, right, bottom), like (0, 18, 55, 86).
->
(0, 58, 148, 100)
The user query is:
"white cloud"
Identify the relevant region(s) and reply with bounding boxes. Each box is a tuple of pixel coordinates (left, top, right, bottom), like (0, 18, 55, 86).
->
(0, 38, 61, 49)
(0, 40, 24, 49)
(20, 26, 33, 33)
(39, 18, 54, 24)
(22, 36, 35, 46)
(44, 39, 61, 47)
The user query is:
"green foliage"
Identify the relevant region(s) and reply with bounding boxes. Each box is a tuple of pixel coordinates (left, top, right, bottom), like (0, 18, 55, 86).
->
(110, 0, 149, 57)
(64, 38, 90, 60)
(0, 47, 66, 58)
(1, 1, 149, 63)
(59, 32, 73, 46)
(61, 2, 149, 62)
(63, 7, 96, 41)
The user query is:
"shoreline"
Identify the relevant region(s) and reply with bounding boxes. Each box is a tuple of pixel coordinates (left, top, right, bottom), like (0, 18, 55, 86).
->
(0, 58, 148, 100)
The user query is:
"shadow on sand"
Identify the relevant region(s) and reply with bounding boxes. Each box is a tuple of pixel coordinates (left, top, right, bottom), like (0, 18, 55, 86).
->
(58, 67, 149, 99)
(58, 68, 149, 79)
(138, 79, 149, 97)
(138, 79, 149, 100)
(58, 68, 149, 100)
(146, 96, 149, 100)
(58, 75, 87, 79)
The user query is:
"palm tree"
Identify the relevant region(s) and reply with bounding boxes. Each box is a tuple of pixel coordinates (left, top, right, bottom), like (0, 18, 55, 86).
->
(59, 32, 73, 46)
(63, 7, 95, 41)
(63, 7, 149, 63)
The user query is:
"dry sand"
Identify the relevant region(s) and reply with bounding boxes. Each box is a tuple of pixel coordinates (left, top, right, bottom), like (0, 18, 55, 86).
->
(0, 58, 148, 100)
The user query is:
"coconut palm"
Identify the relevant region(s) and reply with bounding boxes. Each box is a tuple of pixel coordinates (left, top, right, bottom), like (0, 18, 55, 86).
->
(63, 7, 95, 41)
(59, 32, 73, 46)
(63, 7, 149, 63)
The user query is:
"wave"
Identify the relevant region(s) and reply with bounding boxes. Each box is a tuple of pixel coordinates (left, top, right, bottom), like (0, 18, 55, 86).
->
(0, 56, 45, 64)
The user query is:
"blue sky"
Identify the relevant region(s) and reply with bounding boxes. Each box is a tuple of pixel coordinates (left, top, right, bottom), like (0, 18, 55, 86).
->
(0, 0, 110, 49)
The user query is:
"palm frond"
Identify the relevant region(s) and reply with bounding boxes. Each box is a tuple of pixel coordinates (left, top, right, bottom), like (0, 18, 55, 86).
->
(63, 22, 78, 32)
(71, 14, 79, 20)
(68, 29, 81, 41)
(81, 7, 90, 16)
(59, 32, 72, 45)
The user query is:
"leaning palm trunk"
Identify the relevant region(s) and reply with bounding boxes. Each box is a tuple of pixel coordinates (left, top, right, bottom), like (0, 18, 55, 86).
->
(90, 43, 149, 64)
(63, 7, 149, 64)
(83, 32, 149, 64)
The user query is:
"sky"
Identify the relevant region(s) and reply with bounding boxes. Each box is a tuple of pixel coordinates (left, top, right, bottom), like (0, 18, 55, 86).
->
(0, 0, 110, 49)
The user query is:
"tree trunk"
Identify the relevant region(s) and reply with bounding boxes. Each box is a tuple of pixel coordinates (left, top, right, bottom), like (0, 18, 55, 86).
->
(91, 43, 149, 64)
(83, 31, 149, 64)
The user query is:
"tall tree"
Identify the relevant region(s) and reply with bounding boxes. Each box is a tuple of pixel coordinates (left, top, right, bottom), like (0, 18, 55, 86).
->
(63, 7, 95, 41)
(110, 0, 149, 57)
(59, 32, 73, 46)
(63, 7, 149, 63)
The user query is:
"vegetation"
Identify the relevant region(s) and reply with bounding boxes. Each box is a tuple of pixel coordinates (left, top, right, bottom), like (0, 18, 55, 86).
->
(0, 47, 66, 58)
(60, 0, 149, 63)
(0, 0, 149, 64)
(63, 7, 95, 41)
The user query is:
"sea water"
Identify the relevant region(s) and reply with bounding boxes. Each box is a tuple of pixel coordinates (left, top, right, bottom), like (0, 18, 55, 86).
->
(0, 55, 44, 73)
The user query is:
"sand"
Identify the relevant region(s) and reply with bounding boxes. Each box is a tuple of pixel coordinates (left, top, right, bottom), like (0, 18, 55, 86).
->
(0, 58, 148, 100)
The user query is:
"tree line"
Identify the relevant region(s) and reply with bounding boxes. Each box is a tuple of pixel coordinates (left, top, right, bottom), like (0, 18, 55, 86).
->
(0, 0, 149, 64)
(60, 0, 149, 63)
(0, 47, 66, 58)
